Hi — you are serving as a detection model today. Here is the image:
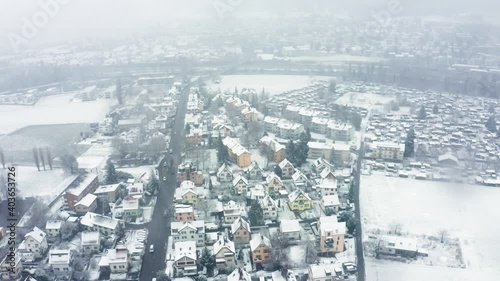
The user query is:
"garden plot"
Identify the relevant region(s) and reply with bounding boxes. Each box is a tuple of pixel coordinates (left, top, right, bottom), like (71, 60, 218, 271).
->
(206, 75, 330, 96)
(360, 173, 500, 280)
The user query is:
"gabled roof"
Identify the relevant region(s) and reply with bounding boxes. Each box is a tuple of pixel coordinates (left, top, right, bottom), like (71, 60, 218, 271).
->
(174, 241, 197, 261)
(259, 195, 277, 209)
(280, 219, 301, 233)
(288, 189, 311, 203)
(320, 169, 337, 179)
(175, 188, 198, 200)
(25, 227, 46, 243)
(213, 234, 235, 256)
(231, 217, 250, 234)
(292, 170, 307, 182)
(232, 175, 249, 186)
(250, 235, 271, 252)
(227, 268, 251, 281)
(322, 194, 340, 206)
(171, 220, 205, 235)
(217, 163, 232, 177)
(279, 158, 294, 170)
(266, 172, 283, 184)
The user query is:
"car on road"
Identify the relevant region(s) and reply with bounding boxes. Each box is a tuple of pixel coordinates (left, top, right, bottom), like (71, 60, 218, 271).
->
(163, 176, 167, 181)
(149, 245, 154, 253)
(163, 162, 167, 167)
(163, 210, 168, 217)
(169, 149, 173, 154)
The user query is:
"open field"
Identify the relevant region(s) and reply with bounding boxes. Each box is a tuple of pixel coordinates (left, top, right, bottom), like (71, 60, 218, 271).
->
(12, 166, 70, 198)
(360, 173, 500, 280)
(207, 75, 332, 96)
(335, 92, 394, 110)
(0, 93, 115, 134)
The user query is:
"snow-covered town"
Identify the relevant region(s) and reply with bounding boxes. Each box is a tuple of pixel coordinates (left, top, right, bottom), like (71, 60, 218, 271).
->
(1, 2, 500, 281)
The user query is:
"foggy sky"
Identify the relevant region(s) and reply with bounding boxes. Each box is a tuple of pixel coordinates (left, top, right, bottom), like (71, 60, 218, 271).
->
(0, 0, 499, 51)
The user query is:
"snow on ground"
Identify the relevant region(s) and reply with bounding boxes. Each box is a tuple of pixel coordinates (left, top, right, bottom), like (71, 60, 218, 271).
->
(0, 93, 115, 134)
(250, 149, 269, 169)
(14, 166, 70, 198)
(117, 165, 156, 180)
(288, 244, 307, 267)
(286, 55, 384, 64)
(360, 172, 500, 280)
(207, 75, 332, 96)
(335, 92, 394, 110)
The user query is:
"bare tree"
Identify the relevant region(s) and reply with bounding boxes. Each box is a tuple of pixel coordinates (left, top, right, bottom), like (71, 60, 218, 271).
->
(265, 233, 290, 271)
(61, 154, 79, 174)
(389, 222, 403, 236)
(46, 147, 53, 170)
(438, 230, 448, 243)
(32, 147, 40, 171)
(0, 147, 5, 169)
(38, 147, 46, 171)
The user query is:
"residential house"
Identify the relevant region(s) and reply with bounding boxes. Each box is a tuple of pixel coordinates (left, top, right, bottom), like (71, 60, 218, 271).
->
(171, 220, 205, 247)
(223, 137, 252, 168)
(174, 241, 198, 276)
(227, 268, 251, 281)
(175, 204, 195, 222)
(259, 196, 278, 221)
(247, 184, 266, 201)
(319, 216, 346, 254)
(260, 136, 286, 163)
(317, 178, 338, 197)
(122, 196, 142, 217)
(17, 227, 47, 261)
(232, 175, 249, 195)
(175, 188, 200, 206)
(245, 161, 263, 180)
(278, 159, 295, 179)
(379, 236, 420, 258)
(81, 232, 101, 254)
(288, 189, 312, 211)
(74, 193, 98, 214)
(99, 246, 129, 273)
(327, 122, 354, 141)
(250, 235, 272, 265)
(322, 195, 340, 214)
(263, 116, 280, 133)
(80, 212, 121, 236)
(309, 263, 346, 281)
(45, 220, 63, 238)
(213, 234, 236, 269)
(292, 170, 309, 188)
(311, 117, 330, 134)
(242, 107, 259, 122)
(331, 143, 352, 163)
(48, 249, 72, 277)
(0, 255, 22, 280)
(217, 163, 233, 183)
(231, 218, 251, 245)
(280, 220, 301, 241)
(93, 184, 121, 203)
(126, 181, 144, 199)
(266, 173, 284, 192)
(371, 142, 405, 161)
(312, 157, 335, 174)
(320, 169, 337, 181)
(223, 201, 242, 224)
(64, 173, 99, 210)
(307, 142, 335, 162)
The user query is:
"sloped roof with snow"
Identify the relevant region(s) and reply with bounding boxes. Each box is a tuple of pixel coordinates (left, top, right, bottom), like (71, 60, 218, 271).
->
(25, 226, 46, 243)
(231, 217, 250, 234)
(250, 235, 271, 252)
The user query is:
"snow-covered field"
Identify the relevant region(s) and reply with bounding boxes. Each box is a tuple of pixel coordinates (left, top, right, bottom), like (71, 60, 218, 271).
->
(360, 173, 500, 280)
(117, 165, 156, 181)
(335, 92, 394, 110)
(14, 166, 72, 198)
(0, 93, 115, 134)
(207, 75, 332, 96)
(287, 55, 384, 64)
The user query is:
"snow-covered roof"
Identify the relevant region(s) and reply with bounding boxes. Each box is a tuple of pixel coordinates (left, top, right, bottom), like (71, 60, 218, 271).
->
(438, 153, 459, 163)
(318, 178, 338, 189)
(175, 241, 197, 261)
(288, 189, 311, 203)
(292, 170, 307, 182)
(323, 194, 340, 206)
(175, 188, 198, 200)
(75, 193, 97, 208)
(179, 180, 196, 189)
(94, 183, 121, 195)
(175, 204, 194, 214)
(81, 231, 100, 246)
(217, 163, 232, 177)
(250, 235, 271, 252)
(67, 173, 98, 197)
(25, 226, 46, 243)
(80, 212, 119, 231)
(171, 220, 205, 235)
(319, 216, 346, 236)
(279, 158, 294, 169)
(45, 220, 63, 230)
(320, 169, 336, 179)
(122, 196, 140, 211)
(232, 175, 248, 186)
(280, 219, 301, 233)
(266, 172, 283, 184)
(48, 249, 71, 265)
(231, 217, 250, 234)
(227, 268, 251, 281)
(213, 234, 235, 256)
(259, 195, 277, 209)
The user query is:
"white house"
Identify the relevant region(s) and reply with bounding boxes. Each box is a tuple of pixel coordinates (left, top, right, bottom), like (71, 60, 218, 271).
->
(174, 241, 198, 276)
(81, 231, 101, 254)
(266, 172, 284, 192)
(280, 219, 301, 241)
(213, 234, 236, 269)
(232, 175, 249, 195)
(171, 220, 205, 247)
(317, 178, 338, 197)
(49, 249, 72, 276)
(18, 227, 47, 261)
(259, 195, 278, 221)
(45, 220, 63, 238)
(322, 194, 340, 214)
(278, 159, 295, 179)
(217, 163, 233, 182)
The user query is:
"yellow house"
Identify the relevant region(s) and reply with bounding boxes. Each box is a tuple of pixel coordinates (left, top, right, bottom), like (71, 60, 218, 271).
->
(175, 187, 199, 206)
(250, 235, 272, 265)
(242, 107, 259, 122)
(236, 150, 252, 168)
(288, 189, 312, 211)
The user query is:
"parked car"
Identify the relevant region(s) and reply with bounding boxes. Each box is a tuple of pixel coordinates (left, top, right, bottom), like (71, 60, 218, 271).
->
(149, 245, 154, 253)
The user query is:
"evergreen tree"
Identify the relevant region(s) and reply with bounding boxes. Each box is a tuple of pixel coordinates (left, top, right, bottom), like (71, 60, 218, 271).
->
(46, 147, 53, 170)
(61, 154, 78, 174)
(248, 201, 265, 226)
(350, 112, 362, 130)
(105, 160, 118, 184)
(32, 147, 40, 171)
(216, 132, 229, 163)
(0, 147, 5, 169)
(198, 247, 216, 276)
(432, 104, 439, 114)
(404, 128, 416, 158)
(274, 165, 283, 178)
(328, 80, 336, 94)
(116, 78, 123, 105)
(486, 116, 497, 132)
(147, 169, 159, 195)
(417, 106, 427, 120)
(38, 147, 46, 171)
(286, 140, 297, 164)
